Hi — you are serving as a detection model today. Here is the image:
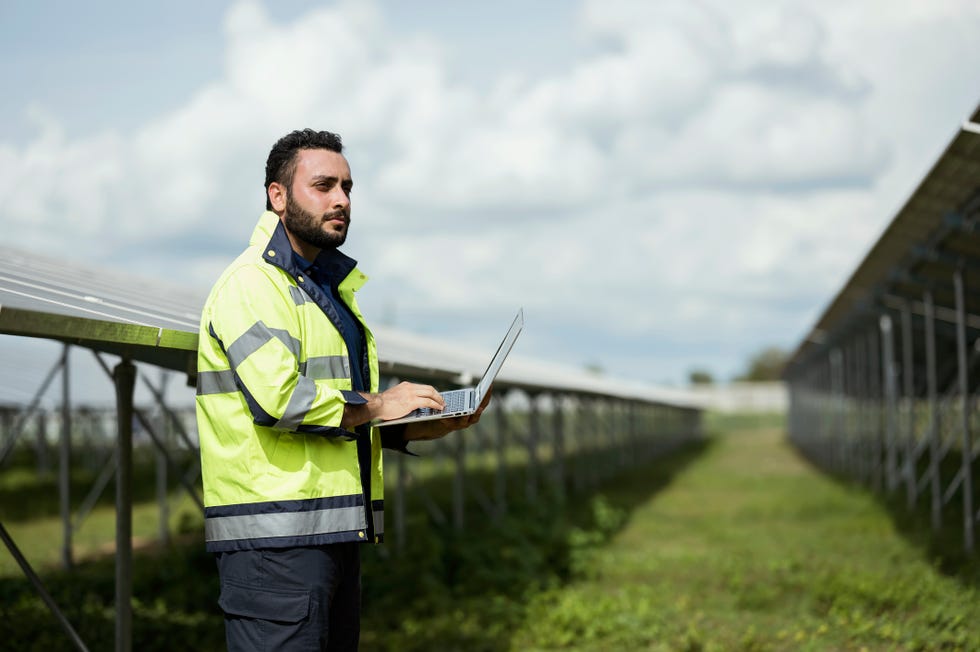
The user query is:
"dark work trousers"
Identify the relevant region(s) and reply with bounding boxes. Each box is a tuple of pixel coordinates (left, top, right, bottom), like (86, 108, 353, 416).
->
(215, 543, 361, 651)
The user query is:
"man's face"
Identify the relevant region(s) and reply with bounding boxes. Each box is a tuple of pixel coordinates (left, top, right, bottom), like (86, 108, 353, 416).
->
(281, 149, 353, 251)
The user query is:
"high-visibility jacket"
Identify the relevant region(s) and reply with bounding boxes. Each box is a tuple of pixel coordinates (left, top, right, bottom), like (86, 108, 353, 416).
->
(196, 211, 384, 552)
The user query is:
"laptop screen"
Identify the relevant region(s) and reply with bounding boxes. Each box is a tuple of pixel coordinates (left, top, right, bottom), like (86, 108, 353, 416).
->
(476, 308, 524, 401)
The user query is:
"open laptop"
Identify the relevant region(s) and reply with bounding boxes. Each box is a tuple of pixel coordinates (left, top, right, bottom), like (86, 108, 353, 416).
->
(377, 308, 524, 426)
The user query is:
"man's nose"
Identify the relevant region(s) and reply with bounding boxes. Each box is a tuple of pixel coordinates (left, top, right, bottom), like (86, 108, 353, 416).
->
(332, 189, 350, 210)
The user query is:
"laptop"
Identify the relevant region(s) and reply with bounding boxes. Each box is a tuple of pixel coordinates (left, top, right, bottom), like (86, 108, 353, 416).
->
(376, 308, 524, 426)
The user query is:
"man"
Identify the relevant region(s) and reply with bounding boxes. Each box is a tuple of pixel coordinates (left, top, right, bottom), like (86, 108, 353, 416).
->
(196, 129, 488, 651)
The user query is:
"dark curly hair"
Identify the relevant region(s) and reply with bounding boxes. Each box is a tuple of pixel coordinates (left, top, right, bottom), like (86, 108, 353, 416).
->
(265, 129, 344, 210)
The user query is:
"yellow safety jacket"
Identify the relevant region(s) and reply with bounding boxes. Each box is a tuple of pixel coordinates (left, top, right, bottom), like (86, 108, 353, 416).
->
(196, 211, 384, 552)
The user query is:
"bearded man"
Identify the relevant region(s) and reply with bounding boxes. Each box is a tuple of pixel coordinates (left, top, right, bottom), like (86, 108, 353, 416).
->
(196, 129, 488, 651)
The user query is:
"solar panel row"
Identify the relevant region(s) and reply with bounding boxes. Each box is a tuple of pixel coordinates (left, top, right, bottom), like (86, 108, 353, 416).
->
(786, 105, 980, 376)
(0, 246, 699, 408)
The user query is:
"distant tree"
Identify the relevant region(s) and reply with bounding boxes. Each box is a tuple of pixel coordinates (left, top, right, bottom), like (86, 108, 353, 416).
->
(583, 361, 605, 376)
(688, 369, 715, 385)
(735, 346, 788, 382)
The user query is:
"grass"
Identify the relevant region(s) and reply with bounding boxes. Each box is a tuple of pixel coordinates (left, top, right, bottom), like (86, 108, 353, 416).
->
(0, 455, 202, 576)
(4, 412, 980, 650)
(505, 419, 980, 651)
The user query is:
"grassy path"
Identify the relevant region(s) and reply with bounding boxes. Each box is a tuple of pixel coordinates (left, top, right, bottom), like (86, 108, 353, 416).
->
(508, 427, 980, 651)
(5, 424, 980, 650)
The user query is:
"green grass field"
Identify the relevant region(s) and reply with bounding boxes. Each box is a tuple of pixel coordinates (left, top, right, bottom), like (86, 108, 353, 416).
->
(3, 413, 980, 650)
(504, 422, 980, 651)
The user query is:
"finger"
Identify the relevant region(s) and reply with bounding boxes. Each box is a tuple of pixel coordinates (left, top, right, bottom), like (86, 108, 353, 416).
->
(415, 385, 445, 408)
(417, 397, 445, 411)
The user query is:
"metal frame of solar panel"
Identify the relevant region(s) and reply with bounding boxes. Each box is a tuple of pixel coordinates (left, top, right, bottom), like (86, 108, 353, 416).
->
(784, 102, 980, 556)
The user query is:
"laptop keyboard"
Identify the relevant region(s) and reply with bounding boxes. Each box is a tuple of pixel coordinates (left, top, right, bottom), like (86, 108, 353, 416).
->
(416, 389, 469, 417)
(441, 390, 468, 412)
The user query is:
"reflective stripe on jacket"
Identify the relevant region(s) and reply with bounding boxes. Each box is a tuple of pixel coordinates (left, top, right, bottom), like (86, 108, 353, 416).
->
(196, 211, 384, 552)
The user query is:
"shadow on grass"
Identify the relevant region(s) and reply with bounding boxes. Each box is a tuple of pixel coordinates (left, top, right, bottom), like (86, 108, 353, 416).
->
(792, 444, 980, 589)
(0, 435, 713, 652)
(872, 477, 980, 588)
(359, 435, 714, 652)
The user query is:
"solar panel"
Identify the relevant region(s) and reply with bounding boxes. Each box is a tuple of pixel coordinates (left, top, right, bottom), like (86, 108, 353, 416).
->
(0, 246, 204, 331)
(0, 245, 698, 407)
(786, 104, 980, 374)
(0, 245, 203, 374)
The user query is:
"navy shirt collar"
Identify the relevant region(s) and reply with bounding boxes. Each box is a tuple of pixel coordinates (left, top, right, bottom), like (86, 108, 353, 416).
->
(291, 248, 357, 288)
(262, 219, 358, 286)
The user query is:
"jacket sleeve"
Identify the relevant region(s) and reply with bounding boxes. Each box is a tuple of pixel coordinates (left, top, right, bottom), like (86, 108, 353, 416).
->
(202, 263, 358, 438)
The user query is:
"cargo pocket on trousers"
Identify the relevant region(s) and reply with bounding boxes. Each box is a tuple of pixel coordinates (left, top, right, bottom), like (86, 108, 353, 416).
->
(218, 579, 311, 624)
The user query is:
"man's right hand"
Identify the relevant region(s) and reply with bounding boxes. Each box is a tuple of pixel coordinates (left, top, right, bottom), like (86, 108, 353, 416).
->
(341, 381, 445, 427)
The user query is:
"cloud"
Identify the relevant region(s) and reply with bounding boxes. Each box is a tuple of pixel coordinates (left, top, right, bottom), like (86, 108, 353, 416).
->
(1, 0, 978, 384)
(0, 106, 124, 251)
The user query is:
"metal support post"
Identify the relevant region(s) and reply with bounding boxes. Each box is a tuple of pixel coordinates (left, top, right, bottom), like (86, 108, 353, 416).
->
(587, 399, 599, 488)
(552, 394, 565, 503)
(831, 348, 844, 476)
(901, 303, 916, 509)
(841, 342, 857, 480)
(155, 370, 170, 545)
(869, 325, 883, 492)
(881, 314, 899, 492)
(600, 399, 611, 479)
(627, 400, 637, 470)
(815, 362, 824, 462)
(395, 449, 406, 554)
(815, 360, 824, 463)
(0, 410, 9, 457)
(453, 423, 465, 531)
(574, 399, 587, 492)
(527, 394, 539, 503)
(854, 335, 872, 483)
(59, 344, 73, 570)
(495, 399, 508, 516)
(36, 410, 50, 474)
(925, 290, 942, 531)
(616, 400, 628, 469)
(954, 270, 975, 552)
(113, 358, 136, 652)
(846, 338, 856, 480)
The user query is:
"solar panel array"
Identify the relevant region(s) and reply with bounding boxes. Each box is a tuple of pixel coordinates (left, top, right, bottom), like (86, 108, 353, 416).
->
(785, 103, 980, 387)
(0, 246, 699, 409)
(783, 103, 980, 557)
(0, 246, 203, 331)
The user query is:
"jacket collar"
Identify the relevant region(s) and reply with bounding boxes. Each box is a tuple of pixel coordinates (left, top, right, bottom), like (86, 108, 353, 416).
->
(251, 211, 368, 291)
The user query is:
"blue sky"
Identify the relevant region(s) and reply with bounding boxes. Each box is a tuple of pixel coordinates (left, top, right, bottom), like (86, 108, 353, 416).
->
(1, 0, 979, 401)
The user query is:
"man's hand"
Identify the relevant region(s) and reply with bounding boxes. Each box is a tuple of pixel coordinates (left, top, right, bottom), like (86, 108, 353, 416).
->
(342, 381, 445, 428)
(404, 387, 492, 442)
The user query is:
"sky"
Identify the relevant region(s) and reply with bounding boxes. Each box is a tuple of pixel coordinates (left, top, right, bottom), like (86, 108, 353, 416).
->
(1, 0, 979, 403)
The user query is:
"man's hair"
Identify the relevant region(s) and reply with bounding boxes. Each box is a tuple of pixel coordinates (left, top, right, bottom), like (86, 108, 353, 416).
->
(265, 129, 344, 210)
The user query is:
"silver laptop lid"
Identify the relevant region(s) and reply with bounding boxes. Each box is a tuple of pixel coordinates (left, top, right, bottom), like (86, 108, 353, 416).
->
(476, 308, 524, 401)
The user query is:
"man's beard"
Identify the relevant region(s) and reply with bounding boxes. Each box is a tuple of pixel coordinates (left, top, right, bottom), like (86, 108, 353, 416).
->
(283, 194, 349, 250)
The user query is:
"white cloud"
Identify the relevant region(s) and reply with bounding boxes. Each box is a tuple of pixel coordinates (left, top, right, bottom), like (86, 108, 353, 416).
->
(1, 0, 978, 384)
(0, 106, 124, 249)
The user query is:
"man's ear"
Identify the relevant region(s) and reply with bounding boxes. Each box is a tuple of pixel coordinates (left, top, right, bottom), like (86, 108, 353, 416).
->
(268, 182, 287, 213)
